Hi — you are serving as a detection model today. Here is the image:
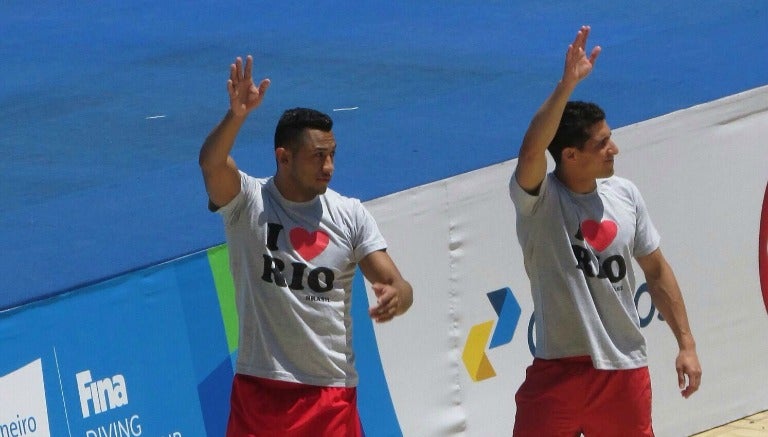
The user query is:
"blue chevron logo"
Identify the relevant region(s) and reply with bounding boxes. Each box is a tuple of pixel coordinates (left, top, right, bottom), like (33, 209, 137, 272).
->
(462, 287, 522, 381)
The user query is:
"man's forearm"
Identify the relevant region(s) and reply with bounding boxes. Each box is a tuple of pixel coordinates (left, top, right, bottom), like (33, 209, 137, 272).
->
(394, 278, 413, 316)
(520, 79, 578, 157)
(199, 110, 247, 170)
(647, 267, 696, 351)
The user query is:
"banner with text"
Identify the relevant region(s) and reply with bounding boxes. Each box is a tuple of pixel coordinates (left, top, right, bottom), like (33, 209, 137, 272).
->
(1, 86, 767, 437)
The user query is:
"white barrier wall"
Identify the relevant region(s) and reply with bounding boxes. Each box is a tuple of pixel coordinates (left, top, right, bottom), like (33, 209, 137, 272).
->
(2, 87, 765, 436)
(364, 85, 768, 436)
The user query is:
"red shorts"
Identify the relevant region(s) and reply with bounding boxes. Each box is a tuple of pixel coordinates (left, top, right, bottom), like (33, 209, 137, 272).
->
(226, 374, 363, 437)
(513, 356, 653, 437)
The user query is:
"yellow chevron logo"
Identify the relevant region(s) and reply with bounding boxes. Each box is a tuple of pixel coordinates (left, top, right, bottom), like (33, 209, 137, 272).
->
(462, 288, 521, 382)
(462, 320, 497, 381)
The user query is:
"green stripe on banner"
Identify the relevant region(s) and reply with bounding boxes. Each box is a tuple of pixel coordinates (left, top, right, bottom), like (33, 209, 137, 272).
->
(207, 244, 239, 354)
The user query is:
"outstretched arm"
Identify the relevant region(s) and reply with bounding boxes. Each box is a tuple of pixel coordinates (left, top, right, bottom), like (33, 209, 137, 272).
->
(515, 25, 601, 194)
(359, 250, 413, 323)
(199, 55, 271, 208)
(636, 248, 702, 398)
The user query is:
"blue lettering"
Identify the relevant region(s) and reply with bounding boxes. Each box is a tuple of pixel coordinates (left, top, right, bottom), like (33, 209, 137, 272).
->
(527, 313, 536, 356)
(0, 414, 37, 437)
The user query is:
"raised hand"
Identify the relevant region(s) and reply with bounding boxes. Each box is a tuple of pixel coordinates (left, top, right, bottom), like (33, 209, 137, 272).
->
(563, 25, 602, 86)
(228, 55, 270, 117)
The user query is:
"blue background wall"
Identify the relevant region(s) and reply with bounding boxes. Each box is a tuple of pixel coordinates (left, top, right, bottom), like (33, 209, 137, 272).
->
(1, 1, 766, 311)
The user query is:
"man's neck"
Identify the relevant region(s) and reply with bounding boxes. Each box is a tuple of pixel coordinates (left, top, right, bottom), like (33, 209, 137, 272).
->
(273, 173, 316, 203)
(554, 167, 597, 194)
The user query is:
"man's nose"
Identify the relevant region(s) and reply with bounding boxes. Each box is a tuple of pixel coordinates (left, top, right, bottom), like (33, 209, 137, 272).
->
(609, 141, 619, 155)
(323, 155, 334, 173)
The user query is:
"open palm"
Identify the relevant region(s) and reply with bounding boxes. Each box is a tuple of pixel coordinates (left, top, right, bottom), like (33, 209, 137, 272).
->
(563, 26, 601, 84)
(228, 55, 270, 117)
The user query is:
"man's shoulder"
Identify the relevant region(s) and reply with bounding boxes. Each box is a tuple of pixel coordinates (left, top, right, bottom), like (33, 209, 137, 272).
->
(599, 176, 643, 203)
(237, 171, 273, 195)
(322, 187, 363, 207)
(239, 171, 270, 185)
(599, 175, 639, 192)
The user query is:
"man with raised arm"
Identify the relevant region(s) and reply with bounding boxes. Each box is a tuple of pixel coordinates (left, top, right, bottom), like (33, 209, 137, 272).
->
(509, 26, 701, 436)
(199, 55, 413, 437)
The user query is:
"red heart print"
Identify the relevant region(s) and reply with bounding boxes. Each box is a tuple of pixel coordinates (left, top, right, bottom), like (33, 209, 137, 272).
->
(581, 219, 618, 252)
(289, 228, 330, 261)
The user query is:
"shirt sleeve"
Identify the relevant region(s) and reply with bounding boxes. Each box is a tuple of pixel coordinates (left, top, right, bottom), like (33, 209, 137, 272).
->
(509, 170, 548, 217)
(351, 201, 388, 263)
(631, 183, 661, 258)
(212, 171, 250, 226)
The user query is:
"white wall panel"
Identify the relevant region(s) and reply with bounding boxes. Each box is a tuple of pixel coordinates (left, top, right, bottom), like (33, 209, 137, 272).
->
(364, 86, 768, 436)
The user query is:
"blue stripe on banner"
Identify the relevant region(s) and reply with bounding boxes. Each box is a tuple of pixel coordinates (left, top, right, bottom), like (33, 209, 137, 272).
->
(173, 252, 236, 437)
(351, 270, 403, 436)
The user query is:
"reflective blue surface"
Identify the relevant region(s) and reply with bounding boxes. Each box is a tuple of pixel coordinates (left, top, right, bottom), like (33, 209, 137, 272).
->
(1, 1, 766, 309)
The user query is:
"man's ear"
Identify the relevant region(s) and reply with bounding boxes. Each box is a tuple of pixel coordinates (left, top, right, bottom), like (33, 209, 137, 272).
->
(562, 146, 577, 162)
(275, 147, 291, 166)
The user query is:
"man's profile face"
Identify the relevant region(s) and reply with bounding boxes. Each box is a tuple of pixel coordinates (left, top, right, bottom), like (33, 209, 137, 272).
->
(574, 120, 619, 180)
(284, 129, 336, 201)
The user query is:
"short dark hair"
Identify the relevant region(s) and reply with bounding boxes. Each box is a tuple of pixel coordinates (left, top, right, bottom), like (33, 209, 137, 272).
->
(548, 101, 606, 165)
(274, 108, 333, 151)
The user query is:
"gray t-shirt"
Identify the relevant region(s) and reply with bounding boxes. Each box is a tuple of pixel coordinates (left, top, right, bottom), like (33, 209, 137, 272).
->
(510, 172, 660, 369)
(216, 172, 387, 387)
